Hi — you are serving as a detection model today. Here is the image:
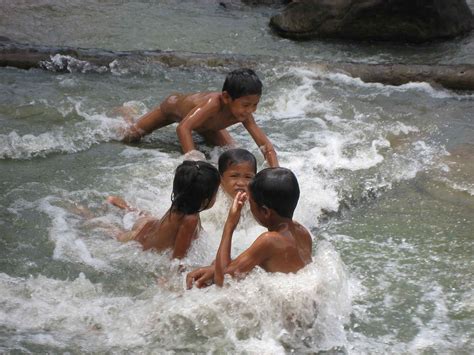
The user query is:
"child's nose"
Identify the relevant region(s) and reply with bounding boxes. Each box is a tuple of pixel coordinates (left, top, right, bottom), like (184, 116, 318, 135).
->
(236, 178, 245, 186)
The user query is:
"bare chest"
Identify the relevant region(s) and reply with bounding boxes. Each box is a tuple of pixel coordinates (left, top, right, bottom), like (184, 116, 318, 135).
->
(196, 113, 239, 132)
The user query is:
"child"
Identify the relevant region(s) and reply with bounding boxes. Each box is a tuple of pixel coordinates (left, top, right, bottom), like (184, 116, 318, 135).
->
(201, 148, 263, 244)
(108, 160, 220, 259)
(186, 167, 313, 288)
(121, 68, 279, 167)
(218, 148, 257, 198)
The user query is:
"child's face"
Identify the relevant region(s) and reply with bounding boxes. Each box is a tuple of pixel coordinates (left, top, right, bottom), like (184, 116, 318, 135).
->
(221, 161, 255, 198)
(228, 94, 260, 122)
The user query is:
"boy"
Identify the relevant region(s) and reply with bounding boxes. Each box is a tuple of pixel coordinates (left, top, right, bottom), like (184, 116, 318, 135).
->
(122, 68, 279, 167)
(186, 167, 312, 288)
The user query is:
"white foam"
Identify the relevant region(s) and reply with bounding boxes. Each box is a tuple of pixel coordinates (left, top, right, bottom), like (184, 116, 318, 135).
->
(38, 196, 112, 270)
(444, 180, 474, 196)
(407, 285, 453, 353)
(271, 67, 337, 120)
(0, 99, 125, 159)
(327, 72, 456, 99)
(0, 239, 353, 352)
(308, 136, 389, 171)
(386, 121, 420, 136)
(41, 54, 109, 74)
(199, 188, 266, 259)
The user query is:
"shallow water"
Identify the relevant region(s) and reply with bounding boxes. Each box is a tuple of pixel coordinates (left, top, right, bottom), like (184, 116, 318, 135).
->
(1, 1, 473, 353)
(2, 0, 474, 64)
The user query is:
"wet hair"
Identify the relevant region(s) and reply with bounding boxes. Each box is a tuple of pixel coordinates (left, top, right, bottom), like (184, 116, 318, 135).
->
(222, 68, 263, 100)
(171, 161, 220, 214)
(249, 167, 300, 219)
(218, 148, 257, 175)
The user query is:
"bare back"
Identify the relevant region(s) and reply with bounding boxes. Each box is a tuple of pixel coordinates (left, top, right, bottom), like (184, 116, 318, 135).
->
(125, 210, 200, 258)
(260, 221, 313, 273)
(226, 220, 313, 276)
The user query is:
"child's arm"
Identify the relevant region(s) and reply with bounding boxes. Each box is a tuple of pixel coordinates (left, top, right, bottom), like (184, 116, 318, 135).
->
(221, 234, 273, 278)
(172, 214, 200, 259)
(242, 117, 279, 167)
(122, 107, 163, 143)
(215, 191, 247, 286)
(106, 196, 149, 216)
(176, 97, 221, 153)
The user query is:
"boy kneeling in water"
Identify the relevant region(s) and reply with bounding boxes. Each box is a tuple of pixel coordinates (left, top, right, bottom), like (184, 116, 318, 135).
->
(187, 167, 312, 288)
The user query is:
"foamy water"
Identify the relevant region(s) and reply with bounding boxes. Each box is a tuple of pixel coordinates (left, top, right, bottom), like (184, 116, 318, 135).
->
(1, 26, 473, 354)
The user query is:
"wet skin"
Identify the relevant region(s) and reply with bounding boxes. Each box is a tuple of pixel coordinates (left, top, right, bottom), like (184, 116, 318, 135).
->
(220, 161, 256, 198)
(122, 91, 279, 167)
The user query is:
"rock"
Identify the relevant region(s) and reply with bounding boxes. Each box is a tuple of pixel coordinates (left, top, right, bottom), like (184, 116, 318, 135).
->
(270, 0, 474, 42)
(241, 0, 289, 5)
(1, 40, 474, 91)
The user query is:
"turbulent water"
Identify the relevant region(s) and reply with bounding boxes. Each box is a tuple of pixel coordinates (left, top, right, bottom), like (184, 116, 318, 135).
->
(1, 1, 473, 353)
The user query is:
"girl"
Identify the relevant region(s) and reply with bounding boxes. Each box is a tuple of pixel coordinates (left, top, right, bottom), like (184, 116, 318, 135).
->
(201, 148, 257, 226)
(218, 148, 257, 198)
(108, 160, 220, 259)
(200, 149, 263, 259)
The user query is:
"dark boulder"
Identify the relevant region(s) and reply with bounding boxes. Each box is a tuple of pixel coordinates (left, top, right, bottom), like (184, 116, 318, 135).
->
(270, 0, 474, 42)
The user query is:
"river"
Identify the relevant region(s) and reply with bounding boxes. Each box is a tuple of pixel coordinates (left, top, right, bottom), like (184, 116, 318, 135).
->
(0, 1, 473, 353)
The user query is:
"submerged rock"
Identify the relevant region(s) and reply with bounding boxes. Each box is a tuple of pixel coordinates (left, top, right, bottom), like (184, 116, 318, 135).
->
(1, 40, 474, 91)
(270, 0, 474, 42)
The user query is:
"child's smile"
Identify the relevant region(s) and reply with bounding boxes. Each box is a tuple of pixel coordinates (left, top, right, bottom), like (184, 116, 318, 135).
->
(229, 95, 260, 121)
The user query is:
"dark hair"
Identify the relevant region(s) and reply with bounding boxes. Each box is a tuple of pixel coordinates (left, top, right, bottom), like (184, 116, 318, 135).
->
(249, 167, 300, 219)
(222, 68, 263, 100)
(218, 148, 257, 175)
(171, 161, 220, 214)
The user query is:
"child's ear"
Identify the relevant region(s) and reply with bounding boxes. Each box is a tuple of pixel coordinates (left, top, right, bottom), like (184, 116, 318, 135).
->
(222, 91, 232, 104)
(261, 206, 272, 219)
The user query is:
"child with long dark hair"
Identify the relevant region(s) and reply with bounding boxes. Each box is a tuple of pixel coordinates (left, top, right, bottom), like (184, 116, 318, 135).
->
(107, 160, 220, 259)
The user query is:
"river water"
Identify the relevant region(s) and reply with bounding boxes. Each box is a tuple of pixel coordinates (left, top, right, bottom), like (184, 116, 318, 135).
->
(0, 1, 473, 353)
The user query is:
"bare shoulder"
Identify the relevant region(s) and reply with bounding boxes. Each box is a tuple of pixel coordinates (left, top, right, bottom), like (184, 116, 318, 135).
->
(293, 221, 311, 237)
(168, 211, 198, 227)
(292, 221, 312, 245)
(180, 213, 199, 225)
(291, 221, 313, 262)
(253, 231, 281, 248)
(186, 92, 221, 107)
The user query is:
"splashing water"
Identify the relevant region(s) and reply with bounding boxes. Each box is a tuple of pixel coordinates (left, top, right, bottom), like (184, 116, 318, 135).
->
(1, 2, 473, 352)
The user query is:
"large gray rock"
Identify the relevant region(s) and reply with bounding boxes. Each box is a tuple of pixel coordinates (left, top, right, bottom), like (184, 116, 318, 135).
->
(270, 0, 474, 42)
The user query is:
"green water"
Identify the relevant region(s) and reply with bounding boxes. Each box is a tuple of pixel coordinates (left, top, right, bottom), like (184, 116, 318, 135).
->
(1, 1, 473, 353)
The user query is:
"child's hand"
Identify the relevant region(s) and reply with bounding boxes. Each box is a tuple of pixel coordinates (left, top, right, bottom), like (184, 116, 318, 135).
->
(186, 265, 215, 289)
(112, 105, 139, 124)
(121, 125, 144, 143)
(183, 150, 206, 161)
(226, 191, 247, 229)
